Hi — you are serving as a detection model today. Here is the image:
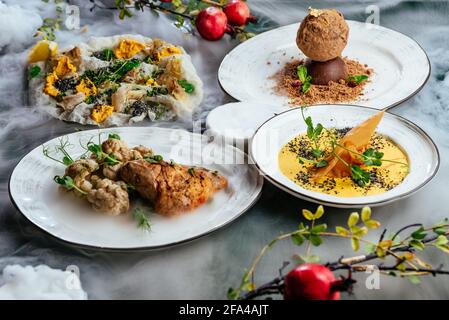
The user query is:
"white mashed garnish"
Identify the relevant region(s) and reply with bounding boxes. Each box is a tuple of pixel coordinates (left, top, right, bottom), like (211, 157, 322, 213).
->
(0, 265, 87, 300)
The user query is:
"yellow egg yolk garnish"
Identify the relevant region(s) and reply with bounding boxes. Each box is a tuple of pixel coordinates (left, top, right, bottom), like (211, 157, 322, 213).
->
(43, 72, 60, 97)
(76, 78, 97, 97)
(157, 46, 182, 61)
(114, 39, 146, 59)
(90, 105, 114, 123)
(53, 55, 77, 77)
(145, 78, 158, 86)
(28, 40, 58, 63)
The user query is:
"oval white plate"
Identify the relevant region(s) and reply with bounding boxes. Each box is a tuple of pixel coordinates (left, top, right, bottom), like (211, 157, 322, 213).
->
(250, 105, 439, 208)
(9, 127, 263, 250)
(219, 21, 430, 110)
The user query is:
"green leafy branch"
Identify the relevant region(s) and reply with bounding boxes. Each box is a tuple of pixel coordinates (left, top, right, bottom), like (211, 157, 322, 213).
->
(229, 206, 449, 300)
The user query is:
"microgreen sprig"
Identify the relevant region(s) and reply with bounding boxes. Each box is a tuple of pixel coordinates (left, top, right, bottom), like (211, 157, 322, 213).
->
(87, 142, 121, 166)
(42, 137, 74, 166)
(300, 106, 324, 160)
(54, 175, 87, 195)
(297, 65, 312, 93)
(133, 207, 151, 231)
(348, 74, 369, 85)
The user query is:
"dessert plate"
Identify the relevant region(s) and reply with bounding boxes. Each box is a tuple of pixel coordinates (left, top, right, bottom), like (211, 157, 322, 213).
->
(219, 21, 430, 110)
(250, 104, 439, 207)
(9, 127, 263, 251)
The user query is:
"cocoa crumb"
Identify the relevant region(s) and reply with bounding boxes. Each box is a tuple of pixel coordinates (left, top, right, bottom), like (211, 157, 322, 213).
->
(271, 57, 373, 105)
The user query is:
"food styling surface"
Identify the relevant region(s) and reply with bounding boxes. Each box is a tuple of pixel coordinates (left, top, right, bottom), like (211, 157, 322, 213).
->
(1, 0, 449, 299)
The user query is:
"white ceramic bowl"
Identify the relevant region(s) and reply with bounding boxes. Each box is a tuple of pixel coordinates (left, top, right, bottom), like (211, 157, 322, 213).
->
(250, 105, 439, 207)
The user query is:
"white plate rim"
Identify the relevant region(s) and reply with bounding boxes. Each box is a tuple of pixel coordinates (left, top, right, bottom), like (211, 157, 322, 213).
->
(8, 127, 264, 252)
(249, 104, 440, 208)
(218, 20, 431, 110)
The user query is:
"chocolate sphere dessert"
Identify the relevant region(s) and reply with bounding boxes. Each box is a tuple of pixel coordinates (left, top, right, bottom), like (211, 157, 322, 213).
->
(296, 8, 349, 85)
(304, 57, 348, 85)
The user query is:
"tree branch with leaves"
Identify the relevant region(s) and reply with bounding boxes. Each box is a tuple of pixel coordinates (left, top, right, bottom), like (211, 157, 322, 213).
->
(228, 206, 449, 300)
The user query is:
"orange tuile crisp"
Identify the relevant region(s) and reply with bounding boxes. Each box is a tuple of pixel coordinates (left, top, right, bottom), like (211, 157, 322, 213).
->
(314, 110, 385, 180)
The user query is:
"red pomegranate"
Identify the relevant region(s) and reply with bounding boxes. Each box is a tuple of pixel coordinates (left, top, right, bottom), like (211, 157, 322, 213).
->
(195, 7, 229, 41)
(160, 0, 172, 2)
(224, 0, 256, 26)
(283, 263, 340, 300)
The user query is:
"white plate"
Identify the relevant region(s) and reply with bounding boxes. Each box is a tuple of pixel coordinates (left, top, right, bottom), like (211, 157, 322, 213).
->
(9, 127, 263, 250)
(250, 105, 439, 208)
(219, 21, 430, 110)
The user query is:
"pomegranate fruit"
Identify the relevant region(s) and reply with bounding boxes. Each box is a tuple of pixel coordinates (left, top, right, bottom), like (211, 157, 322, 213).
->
(224, 0, 256, 26)
(159, 0, 172, 2)
(283, 263, 340, 300)
(195, 7, 229, 41)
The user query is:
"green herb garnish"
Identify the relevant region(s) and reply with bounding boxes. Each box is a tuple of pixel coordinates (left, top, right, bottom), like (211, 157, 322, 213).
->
(54, 175, 87, 195)
(108, 133, 121, 140)
(29, 65, 41, 79)
(42, 137, 74, 166)
(87, 142, 121, 165)
(188, 167, 195, 176)
(348, 74, 369, 85)
(297, 65, 312, 93)
(83, 59, 141, 86)
(133, 208, 151, 231)
(94, 48, 115, 61)
(178, 79, 195, 94)
(350, 165, 371, 187)
(144, 154, 164, 163)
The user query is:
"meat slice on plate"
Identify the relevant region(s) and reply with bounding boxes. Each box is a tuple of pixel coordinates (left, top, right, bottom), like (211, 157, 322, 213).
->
(120, 159, 228, 216)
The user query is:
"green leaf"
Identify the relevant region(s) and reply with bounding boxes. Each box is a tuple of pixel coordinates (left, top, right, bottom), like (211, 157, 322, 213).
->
(409, 239, 425, 251)
(309, 235, 322, 246)
(302, 81, 311, 93)
(315, 160, 328, 168)
(311, 223, 327, 234)
(314, 205, 325, 219)
(29, 65, 41, 79)
(362, 148, 383, 166)
(348, 74, 369, 85)
(365, 219, 381, 229)
(297, 65, 308, 83)
(108, 133, 121, 140)
(411, 227, 426, 240)
(291, 234, 305, 246)
(352, 226, 368, 238)
(314, 123, 323, 137)
(435, 235, 449, 246)
(351, 237, 360, 251)
(351, 165, 371, 187)
(361, 206, 371, 222)
(302, 209, 314, 221)
(348, 212, 359, 228)
(178, 79, 195, 93)
(62, 156, 73, 166)
(312, 149, 324, 158)
(336, 226, 350, 236)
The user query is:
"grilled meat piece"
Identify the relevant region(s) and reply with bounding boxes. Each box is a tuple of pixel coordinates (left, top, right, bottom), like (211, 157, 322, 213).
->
(120, 159, 227, 216)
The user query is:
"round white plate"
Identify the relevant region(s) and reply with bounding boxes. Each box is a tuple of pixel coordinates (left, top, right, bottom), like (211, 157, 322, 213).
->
(219, 21, 430, 110)
(9, 127, 263, 250)
(250, 105, 439, 208)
